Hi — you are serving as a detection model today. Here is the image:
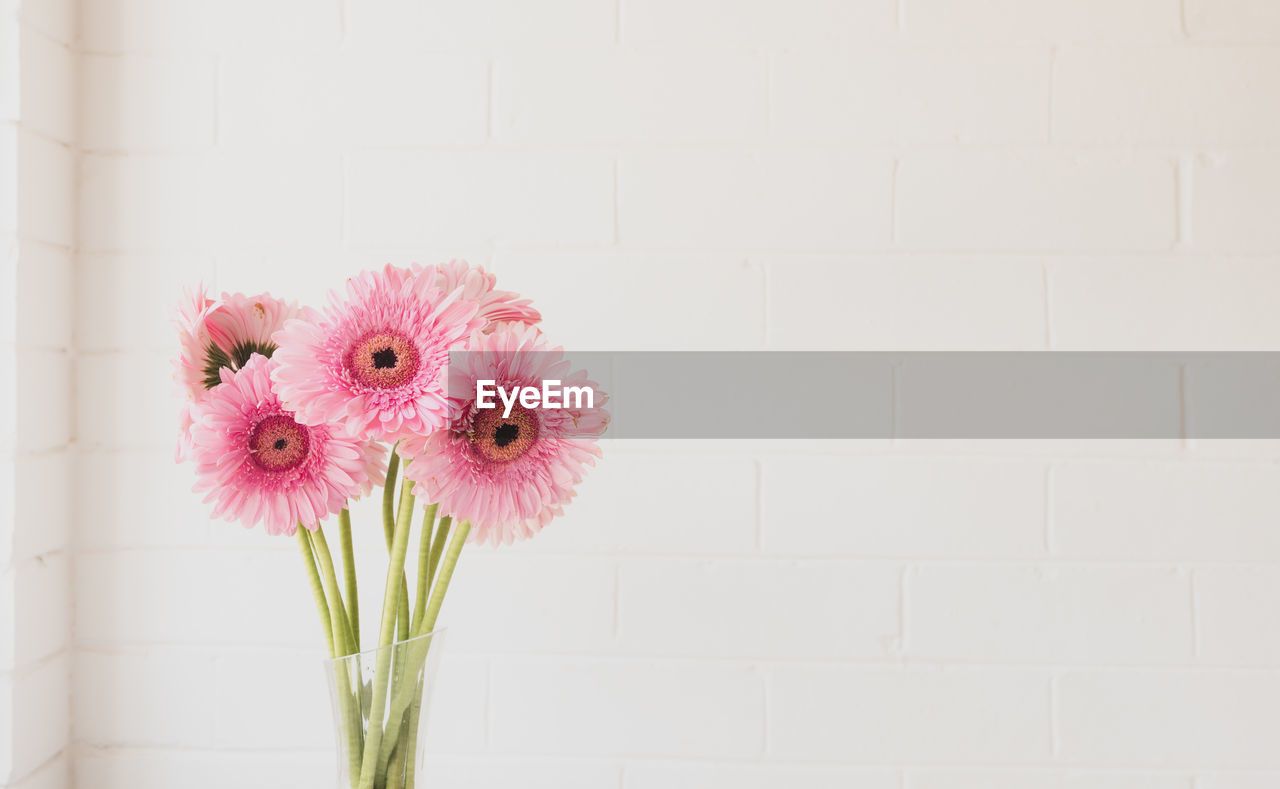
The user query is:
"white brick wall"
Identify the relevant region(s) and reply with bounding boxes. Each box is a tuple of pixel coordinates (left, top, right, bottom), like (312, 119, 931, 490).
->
(37, 0, 1280, 788)
(3, 1, 74, 787)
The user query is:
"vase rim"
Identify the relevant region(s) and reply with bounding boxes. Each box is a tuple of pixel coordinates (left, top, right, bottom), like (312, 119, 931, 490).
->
(323, 627, 447, 665)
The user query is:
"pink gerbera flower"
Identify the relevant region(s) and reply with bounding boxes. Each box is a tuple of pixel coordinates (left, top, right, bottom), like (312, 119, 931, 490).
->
(173, 287, 303, 461)
(428, 259, 541, 331)
(188, 354, 386, 536)
(399, 324, 608, 546)
(270, 264, 483, 442)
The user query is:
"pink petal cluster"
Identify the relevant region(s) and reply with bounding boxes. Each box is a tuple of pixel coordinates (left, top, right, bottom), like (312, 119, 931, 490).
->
(173, 287, 303, 461)
(399, 324, 608, 546)
(176, 260, 603, 543)
(428, 259, 541, 331)
(188, 354, 387, 536)
(270, 265, 483, 442)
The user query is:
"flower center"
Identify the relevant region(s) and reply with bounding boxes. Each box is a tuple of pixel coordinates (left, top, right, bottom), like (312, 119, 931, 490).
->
(473, 404, 538, 463)
(346, 330, 420, 389)
(249, 414, 311, 472)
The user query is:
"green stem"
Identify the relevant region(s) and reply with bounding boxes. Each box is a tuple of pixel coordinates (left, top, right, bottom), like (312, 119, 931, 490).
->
(426, 516, 451, 596)
(376, 519, 470, 772)
(415, 519, 470, 638)
(402, 682, 424, 789)
(382, 446, 400, 548)
(312, 524, 356, 656)
(339, 509, 359, 649)
(411, 504, 439, 635)
(301, 528, 362, 787)
(357, 478, 416, 789)
(296, 529, 334, 658)
(384, 458, 413, 644)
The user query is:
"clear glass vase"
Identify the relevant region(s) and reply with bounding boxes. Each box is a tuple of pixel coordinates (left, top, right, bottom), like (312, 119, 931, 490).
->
(324, 629, 448, 789)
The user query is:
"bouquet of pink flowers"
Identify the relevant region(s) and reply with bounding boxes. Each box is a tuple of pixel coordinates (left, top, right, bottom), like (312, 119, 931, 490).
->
(173, 262, 607, 789)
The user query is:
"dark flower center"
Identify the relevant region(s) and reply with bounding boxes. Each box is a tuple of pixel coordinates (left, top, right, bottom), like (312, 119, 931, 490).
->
(202, 339, 276, 390)
(346, 330, 420, 389)
(493, 423, 519, 447)
(473, 404, 538, 463)
(249, 414, 311, 472)
(372, 348, 398, 369)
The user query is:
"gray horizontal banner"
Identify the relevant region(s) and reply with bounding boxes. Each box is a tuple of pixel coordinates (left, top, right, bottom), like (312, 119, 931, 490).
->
(446, 352, 1280, 439)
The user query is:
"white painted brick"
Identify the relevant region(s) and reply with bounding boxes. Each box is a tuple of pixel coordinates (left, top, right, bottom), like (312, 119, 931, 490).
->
(623, 0, 895, 44)
(421, 657, 489, 754)
(0, 570, 12, 672)
(1196, 566, 1280, 665)
(620, 152, 892, 250)
(212, 648, 331, 749)
(494, 51, 766, 144)
(73, 750, 329, 789)
(1048, 257, 1280, 350)
(15, 242, 71, 350)
(1054, 47, 1280, 144)
(199, 150, 343, 253)
(0, 19, 15, 125)
(1186, 0, 1280, 41)
(74, 550, 316, 648)
(0, 350, 13, 457)
(12, 452, 69, 562)
(490, 661, 763, 757)
(1058, 671, 1280, 767)
(81, 54, 216, 151)
(19, 0, 73, 44)
(0, 457, 13, 568)
(219, 52, 488, 148)
(895, 151, 1175, 251)
(0, 664, 9, 784)
(76, 450, 219, 549)
(348, 151, 615, 247)
(81, 152, 342, 253)
(79, 155, 204, 252)
(77, 352, 172, 449)
(412, 759, 623, 789)
(438, 555, 616, 654)
(1052, 462, 1280, 560)
(763, 457, 1046, 557)
(493, 252, 766, 350)
(9, 553, 68, 670)
(349, 0, 616, 46)
(15, 350, 70, 453)
(7, 654, 68, 780)
(16, 131, 73, 247)
(77, 254, 215, 352)
(1191, 153, 1280, 253)
(1064, 777, 1190, 789)
(903, 0, 1182, 41)
(773, 47, 1050, 144)
(213, 252, 339, 311)
(80, 0, 342, 53)
(618, 559, 900, 658)
(770, 667, 1051, 762)
(908, 773, 1189, 789)
(502, 452, 758, 555)
(19, 26, 73, 144)
(74, 649, 215, 746)
(767, 256, 1046, 350)
(1197, 776, 1280, 789)
(627, 764, 899, 789)
(9, 753, 69, 789)
(908, 565, 1193, 664)
(0, 128, 15, 239)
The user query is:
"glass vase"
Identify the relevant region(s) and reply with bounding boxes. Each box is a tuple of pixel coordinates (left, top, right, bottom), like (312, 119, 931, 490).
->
(324, 629, 448, 789)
